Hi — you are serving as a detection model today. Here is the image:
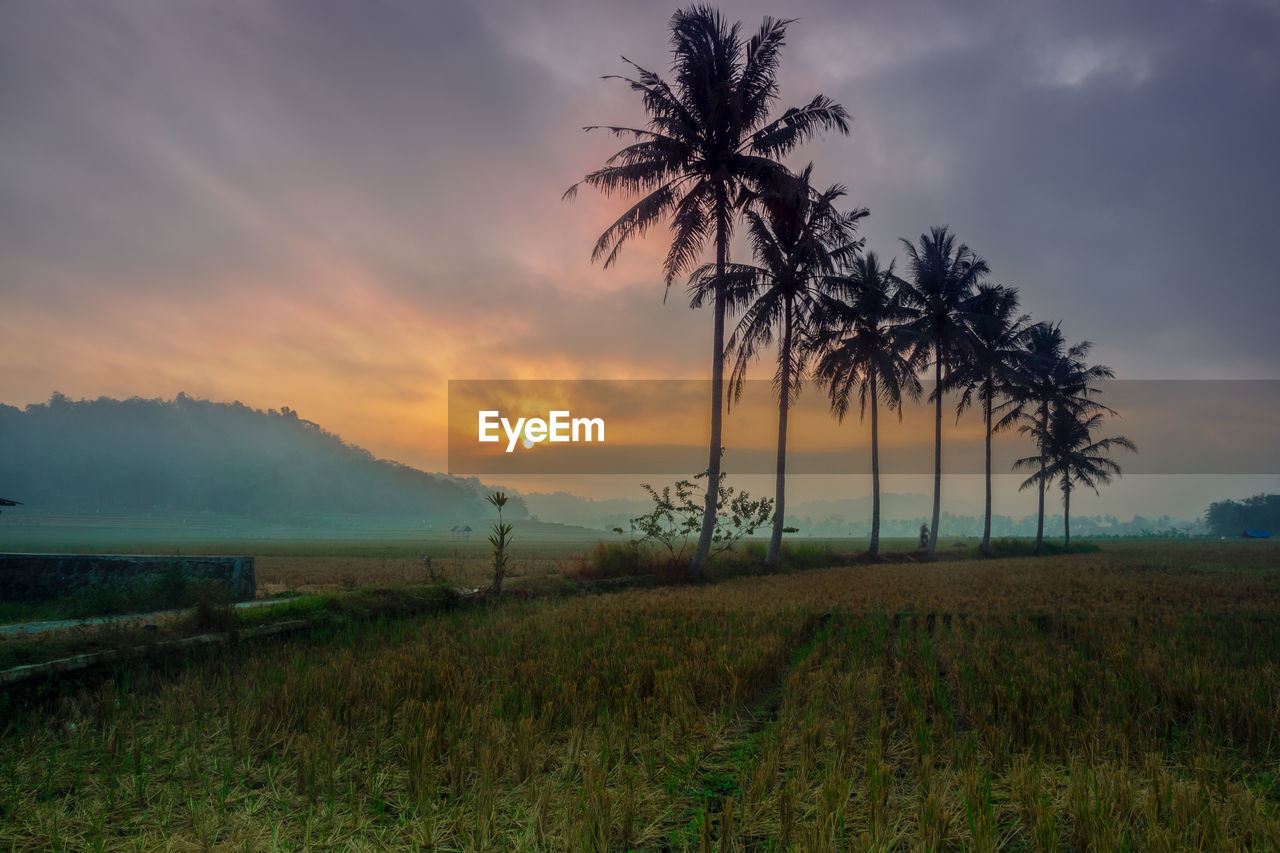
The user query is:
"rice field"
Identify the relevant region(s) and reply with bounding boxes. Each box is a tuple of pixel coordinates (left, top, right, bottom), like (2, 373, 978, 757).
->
(1, 540, 1278, 850)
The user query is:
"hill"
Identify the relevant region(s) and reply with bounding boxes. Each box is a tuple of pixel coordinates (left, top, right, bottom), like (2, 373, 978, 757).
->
(0, 393, 526, 527)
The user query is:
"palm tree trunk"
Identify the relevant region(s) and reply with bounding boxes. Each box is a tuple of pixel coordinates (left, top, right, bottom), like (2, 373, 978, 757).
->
(691, 189, 729, 579)
(870, 371, 881, 560)
(981, 393, 992, 557)
(1034, 408, 1047, 555)
(928, 357, 942, 556)
(765, 296, 793, 566)
(1063, 479, 1071, 550)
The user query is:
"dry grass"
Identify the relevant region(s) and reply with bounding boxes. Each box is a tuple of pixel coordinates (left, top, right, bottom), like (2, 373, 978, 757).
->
(1, 540, 1278, 850)
(666, 540, 1280, 616)
(256, 553, 574, 596)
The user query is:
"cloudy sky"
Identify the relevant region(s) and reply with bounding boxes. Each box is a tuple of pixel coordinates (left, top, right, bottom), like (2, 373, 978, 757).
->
(3, 0, 1278, 516)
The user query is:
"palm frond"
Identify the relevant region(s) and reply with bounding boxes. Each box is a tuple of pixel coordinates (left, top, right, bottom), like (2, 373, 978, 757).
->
(590, 184, 679, 268)
(750, 95, 851, 157)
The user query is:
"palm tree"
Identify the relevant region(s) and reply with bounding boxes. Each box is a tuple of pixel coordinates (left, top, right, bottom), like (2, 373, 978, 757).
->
(692, 165, 866, 565)
(564, 7, 850, 579)
(947, 284, 1030, 556)
(812, 252, 921, 558)
(1015, 407, 1135, 549)
(898, 226, 989, 556)
(1000, 323, 1115, 553)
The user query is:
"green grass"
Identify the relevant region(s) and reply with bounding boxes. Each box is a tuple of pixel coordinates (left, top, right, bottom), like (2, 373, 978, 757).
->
(0, 584, 460, 673)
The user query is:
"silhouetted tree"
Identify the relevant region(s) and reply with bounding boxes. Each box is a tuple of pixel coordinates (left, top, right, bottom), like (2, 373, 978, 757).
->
(692, 165, 865, 565)
(898, 226, 989, 556)
(947, 284, 1030, 556)
(565, 6, 849, 578)
(812, 252, 920, 558)
(1015, 407, 1134, 549)
(1001, 324, 1115, 553)
(1205, 494, 1280, 536)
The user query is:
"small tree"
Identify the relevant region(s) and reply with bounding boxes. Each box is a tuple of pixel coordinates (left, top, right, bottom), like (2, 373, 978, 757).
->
(1015, 408, 1135, 550)
(632, 470, 773, 565)
(486, 491, 512, 595)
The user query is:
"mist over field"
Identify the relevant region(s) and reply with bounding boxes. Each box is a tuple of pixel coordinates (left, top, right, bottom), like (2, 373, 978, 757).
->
(0, 392, 1212, 542)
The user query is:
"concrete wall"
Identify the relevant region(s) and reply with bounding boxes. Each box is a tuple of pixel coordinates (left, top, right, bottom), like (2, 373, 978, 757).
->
(0, 554, 255, 603)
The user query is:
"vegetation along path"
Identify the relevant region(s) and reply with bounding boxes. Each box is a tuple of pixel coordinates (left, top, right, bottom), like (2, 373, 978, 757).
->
(0, 598, 296, 637)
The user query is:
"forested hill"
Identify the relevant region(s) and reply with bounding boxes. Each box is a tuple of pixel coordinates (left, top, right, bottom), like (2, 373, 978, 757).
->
(0, 393, 526, 524)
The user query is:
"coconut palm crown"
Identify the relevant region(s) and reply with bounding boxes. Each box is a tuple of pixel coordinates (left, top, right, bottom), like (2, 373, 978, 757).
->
(1015, 407, 1135, 549)
(811, 251, 921, 558)
(999, 323, 1117, 553)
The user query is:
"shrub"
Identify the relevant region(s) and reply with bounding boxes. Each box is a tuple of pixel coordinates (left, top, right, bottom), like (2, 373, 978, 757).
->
(187, 581, 238, 633)
(630, 469, 773, 562)
(706, 542, 844, 580)
(977, 538, 1101, 558)
(573, 542, 689, 584)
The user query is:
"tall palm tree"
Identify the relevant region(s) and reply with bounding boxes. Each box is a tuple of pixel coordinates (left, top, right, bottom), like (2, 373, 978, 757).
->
(1000, 323, 1115, 553)
(564, 7, 850, 579)
(947, 284, 1030, 556)
(692, 165, 866, 565)
(812, 252, 921, 558)
(898, 226, 989, 556)
(1015, 407, 1135, 550)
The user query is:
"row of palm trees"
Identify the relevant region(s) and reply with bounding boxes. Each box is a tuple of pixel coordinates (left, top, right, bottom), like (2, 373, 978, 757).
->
(566, 6, 1132, 575)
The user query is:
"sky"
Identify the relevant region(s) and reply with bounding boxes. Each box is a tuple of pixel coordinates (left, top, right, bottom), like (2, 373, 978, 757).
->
(3, 0, 1278, 520)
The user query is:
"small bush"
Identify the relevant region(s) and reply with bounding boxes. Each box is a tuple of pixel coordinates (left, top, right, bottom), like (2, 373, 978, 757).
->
(571, 542, 690, 584)
(582, 542, 647, 578)
(978, 538, 1101, 558)
(187, 581, 238, 633)
(775, 542, 843, 571)
(705, 542, 845, 580)
(575, 540, 845, 586)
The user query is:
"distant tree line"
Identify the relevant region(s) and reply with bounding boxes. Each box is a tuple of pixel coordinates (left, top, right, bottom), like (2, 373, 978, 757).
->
(591, 510, 1198, 540)
(781, 512, 1196, 539)
(1205, 494, 1280, 537)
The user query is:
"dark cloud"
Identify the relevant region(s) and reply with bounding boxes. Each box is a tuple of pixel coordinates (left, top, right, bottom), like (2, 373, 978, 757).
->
(790, 0, 1280, 378)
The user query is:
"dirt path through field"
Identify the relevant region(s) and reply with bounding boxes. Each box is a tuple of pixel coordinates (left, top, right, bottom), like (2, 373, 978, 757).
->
(0, 598, 295, 637)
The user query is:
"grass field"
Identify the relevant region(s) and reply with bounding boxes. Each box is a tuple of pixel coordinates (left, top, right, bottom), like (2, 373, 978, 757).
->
(1, 539, 1278, 850)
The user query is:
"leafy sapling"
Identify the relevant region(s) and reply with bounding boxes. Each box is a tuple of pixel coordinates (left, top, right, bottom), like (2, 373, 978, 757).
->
(631, 469, 773, 562)
(487, 491, 512, 595)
